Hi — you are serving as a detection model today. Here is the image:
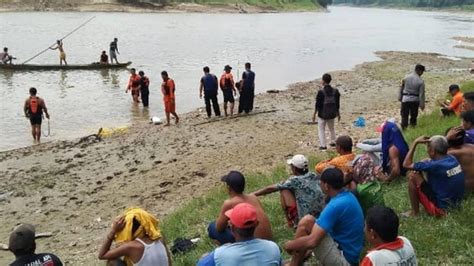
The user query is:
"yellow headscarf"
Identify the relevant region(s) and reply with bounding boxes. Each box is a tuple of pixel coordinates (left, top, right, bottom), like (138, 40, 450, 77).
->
(114, 208, 162, 265)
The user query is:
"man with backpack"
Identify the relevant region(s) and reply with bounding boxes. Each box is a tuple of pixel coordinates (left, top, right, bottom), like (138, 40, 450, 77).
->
(200, 66, 221, 118)
(24, 87, 50, 143)
(312, 73, 341, 150)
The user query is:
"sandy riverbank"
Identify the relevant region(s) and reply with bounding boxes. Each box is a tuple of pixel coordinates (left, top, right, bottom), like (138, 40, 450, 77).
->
(0, 51, 472, 264)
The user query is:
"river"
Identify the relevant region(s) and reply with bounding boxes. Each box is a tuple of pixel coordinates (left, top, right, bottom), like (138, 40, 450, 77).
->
(0, 6, 472, 151)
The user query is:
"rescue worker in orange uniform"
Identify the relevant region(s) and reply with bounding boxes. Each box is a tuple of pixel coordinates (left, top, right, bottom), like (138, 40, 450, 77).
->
(161, 71, 179, 126)
(24, 87, 50, 143)
(126, 68, 141, 103)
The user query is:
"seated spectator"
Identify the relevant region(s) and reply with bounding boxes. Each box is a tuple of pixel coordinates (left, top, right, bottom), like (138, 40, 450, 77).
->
(100, 50, 109, 64)
(403, 135, 465, 217)
(98, 207, 171, 266)
(356, 138, 382, 165)
(377, 121, 409, 182)
(315, 135, 355, 174)
(349, 154, 385, 213)
(439, 84, 464, 117)
(446, 127, 474, 191)
(461, 110, 474, 144)
(253, 154, 324, 227)
(198, 203, 282, 266)
(0, 47, 15, 64)
(8, 223, 63, 266)
(283, 168, 364, 265)
(463, 91, 474, 111)
(208, 171, 272, 245)
(361, 206, 417, 266)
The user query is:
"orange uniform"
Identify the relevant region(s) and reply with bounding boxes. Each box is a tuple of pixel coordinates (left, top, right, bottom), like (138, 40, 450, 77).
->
(315, 153, 356, 174)
(128, 74, 141, 96)
(448, 91, 464, 116)
(162, 78, 176, 113)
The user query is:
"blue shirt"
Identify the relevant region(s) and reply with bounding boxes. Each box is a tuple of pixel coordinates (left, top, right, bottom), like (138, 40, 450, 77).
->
(242, 70, 255, 91)
(201, 74, 218, 95)
(316, 190, 364, 264)
(414, 155, 465, 209)
(197, 238, 281, 266)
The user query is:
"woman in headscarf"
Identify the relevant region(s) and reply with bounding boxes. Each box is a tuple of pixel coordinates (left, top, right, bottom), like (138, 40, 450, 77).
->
(98, 207, 171, 266)
(377, 121, 409, 182)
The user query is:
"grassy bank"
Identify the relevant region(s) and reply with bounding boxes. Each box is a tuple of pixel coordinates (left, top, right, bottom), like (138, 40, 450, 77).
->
(162, 81, 474, 265)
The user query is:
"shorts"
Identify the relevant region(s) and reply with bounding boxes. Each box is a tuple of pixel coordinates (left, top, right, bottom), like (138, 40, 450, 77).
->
(207, 221, 235, 245)
(313, 235, 351, 266)
(417, 181, 446, 217)
(285, 205, 298, 227)
(223, 89, 234, 103)
(131, 88, 140, 96)
(60, 52, 66, 60)
(164, 100, 176, 113)
(30, 115, 42, 125)
(110, 50, 117, 59)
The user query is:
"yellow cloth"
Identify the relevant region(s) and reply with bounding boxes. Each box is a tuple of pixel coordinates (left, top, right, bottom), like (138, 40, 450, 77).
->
(315, 153, 356, 174)
(59, 52, 66, 60)
(114, 208, 162, 266)
(114, 207, 162, 243)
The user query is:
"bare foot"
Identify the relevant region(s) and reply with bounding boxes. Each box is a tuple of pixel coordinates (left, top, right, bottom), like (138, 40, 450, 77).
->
(163, 123, 170, 127)
(175, 117, 179, 124)
(401, 210, 417, 218)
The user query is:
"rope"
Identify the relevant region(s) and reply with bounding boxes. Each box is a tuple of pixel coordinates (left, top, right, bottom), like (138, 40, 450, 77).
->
(22, 16, 96, 64)
(42, 119, 51, 137)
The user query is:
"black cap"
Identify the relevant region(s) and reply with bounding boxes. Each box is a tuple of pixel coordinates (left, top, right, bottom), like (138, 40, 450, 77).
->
(449, 84, 460, 92)
(224, 65, 232, 71)
(221, 171, 245, 193)
(9, 224, 36, 252)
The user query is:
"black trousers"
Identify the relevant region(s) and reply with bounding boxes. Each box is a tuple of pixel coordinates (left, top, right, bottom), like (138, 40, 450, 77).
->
(238, 91, 251, 114)
(400, 101, 419, 129)
(141, 91, 149, 107)
(205, 94, 221, 117)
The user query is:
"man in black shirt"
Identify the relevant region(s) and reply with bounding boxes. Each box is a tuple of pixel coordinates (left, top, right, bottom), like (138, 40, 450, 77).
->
(8, 224, 63, 266)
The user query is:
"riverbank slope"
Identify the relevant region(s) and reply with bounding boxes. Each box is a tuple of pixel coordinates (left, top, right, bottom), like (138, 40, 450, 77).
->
(0, 51, 472, 264)
(0, 0, 321, 12)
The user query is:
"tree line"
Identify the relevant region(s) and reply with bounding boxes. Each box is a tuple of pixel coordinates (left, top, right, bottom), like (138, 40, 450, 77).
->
(332, 0, 474, 7)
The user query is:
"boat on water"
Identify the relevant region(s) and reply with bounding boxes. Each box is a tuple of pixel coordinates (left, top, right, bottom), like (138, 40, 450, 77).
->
(0, 61, 132, 71)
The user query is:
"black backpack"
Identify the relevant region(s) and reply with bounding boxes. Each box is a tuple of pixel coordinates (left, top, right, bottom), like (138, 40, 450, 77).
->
(320, 86, 338, 120)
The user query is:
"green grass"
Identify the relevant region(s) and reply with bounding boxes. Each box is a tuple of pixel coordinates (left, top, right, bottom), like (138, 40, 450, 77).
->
(162, 81, 474, 265)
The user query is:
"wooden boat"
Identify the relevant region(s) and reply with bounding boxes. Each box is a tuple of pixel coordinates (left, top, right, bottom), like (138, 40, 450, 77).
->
(0, 61, 132, 71)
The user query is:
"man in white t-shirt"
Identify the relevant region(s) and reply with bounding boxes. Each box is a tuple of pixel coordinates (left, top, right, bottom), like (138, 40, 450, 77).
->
(361, 205, 417, 266)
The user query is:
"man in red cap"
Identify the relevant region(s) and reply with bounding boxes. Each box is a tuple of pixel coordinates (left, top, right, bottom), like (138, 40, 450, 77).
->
(8, 224, 63, 266)
(198, 203, 281, 265)
(208, 171, 273, 245)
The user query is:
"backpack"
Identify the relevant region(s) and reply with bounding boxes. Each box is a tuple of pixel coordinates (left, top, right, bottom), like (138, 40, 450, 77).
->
(356, 181, 385, 214)
(320, 87, 338, 120)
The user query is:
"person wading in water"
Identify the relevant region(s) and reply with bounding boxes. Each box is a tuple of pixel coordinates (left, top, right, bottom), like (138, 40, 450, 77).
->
(24, 87, 50, 143)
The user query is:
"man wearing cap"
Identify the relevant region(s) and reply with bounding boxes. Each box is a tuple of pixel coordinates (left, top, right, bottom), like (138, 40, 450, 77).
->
(198, 203, 282, 266)
(399, 64, 426, 130)
(253, 155, 324, 227)
(284, 168, 364, 266)
(219, 65, 237, 117)
(200, 66, 221, 118)
(8, 224, 63, 266)
(439, 84, 464, 117)
(208, 171, 273, 245)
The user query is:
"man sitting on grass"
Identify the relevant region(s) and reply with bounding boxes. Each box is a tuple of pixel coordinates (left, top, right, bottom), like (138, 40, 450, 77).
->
(439, 84, 464, 117)
(463, 91, 474, 111)
(253, 154, 324, 227)
(446, 127, 474, 191)
(403, 135, 465, 217)
(461, 110, 474, 144)
(208, 171, 273, 245)
(8, 224, 63, 266)
(283, 168, 364, 266)
(361, 206, 417, 266)
(315, 135, 355, 175)
(198, 203, 282, 266)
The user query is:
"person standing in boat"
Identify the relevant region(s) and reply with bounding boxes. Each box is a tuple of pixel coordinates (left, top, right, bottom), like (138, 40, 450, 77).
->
(161, 71, 179, 126)
(50, 40, 67, 66)
(99, 51, 108, 64)
(109, 38, 119, 64)
(24, 87, 50, 143)
(126, 68, 141, 103)
(139, 70, 150, 108)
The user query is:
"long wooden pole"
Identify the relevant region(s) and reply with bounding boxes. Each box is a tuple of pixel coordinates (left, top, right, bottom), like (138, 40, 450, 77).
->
(22, 16, 96, 64)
